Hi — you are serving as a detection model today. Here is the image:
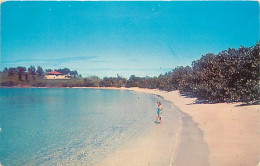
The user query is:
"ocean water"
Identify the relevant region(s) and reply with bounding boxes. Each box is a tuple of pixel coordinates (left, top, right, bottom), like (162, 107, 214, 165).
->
(0, 88, 162, 166)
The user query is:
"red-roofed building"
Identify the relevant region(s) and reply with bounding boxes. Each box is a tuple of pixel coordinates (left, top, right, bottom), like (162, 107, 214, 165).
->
(45, 71, 70, 80)
(48, 71, 62, 75)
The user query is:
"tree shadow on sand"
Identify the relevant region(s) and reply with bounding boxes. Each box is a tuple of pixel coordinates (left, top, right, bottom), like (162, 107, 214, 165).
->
(180, 93, 197, 99)
(180, 92, 260, 107)
(235, 101, 260, 107)
(186, 99, 213, 105)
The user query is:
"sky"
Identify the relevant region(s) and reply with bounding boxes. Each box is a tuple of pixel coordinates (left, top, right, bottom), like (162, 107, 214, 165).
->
(0, 1, 259, 78)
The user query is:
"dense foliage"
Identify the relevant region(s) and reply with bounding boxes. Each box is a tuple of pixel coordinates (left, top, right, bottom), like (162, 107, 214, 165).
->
(126, 42, 259, 103)
(1, 42, 259, 103)
(99, 75, 127, 87)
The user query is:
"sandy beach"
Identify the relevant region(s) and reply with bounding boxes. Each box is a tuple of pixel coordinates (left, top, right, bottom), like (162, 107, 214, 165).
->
(128, 87, 260, 166)
(83, 87, 260, 166)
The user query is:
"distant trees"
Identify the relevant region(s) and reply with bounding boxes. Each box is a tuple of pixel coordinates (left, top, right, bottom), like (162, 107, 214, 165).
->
(3, 68, 8, 74)
(99, 75, 127, 87)
(54, 68, 79, 78)
(36, 66, 44, 76)
(83, 76, 100, 87)
(8, 68, 17, 76)
(126, 75, 158, 89)
(126, 75, 154, 88)
(125, 75, 139, 87)
(45, 69, 53, 73)
(1, 66, 81, 85)
(1, 42, 259, 103)
(17, 67, 26, 81)
(28, 66, 36, 80)
(25, 73, 29, 81)
(28, 66, 36, 75)
(70, 70, 78, 78)
(55, 68, 71, 75)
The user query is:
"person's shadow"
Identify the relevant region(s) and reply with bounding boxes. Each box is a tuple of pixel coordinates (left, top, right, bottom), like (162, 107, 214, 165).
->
(153, 121, 160, 124)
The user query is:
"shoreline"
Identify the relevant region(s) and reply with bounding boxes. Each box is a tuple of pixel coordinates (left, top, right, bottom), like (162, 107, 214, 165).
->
(96, 90, 209, 166)
(122, 87, 260, 166)
(1, 86, 259, 165)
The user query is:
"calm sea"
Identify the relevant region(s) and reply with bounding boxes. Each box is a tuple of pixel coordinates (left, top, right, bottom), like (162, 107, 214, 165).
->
(0, 88, 162, 166)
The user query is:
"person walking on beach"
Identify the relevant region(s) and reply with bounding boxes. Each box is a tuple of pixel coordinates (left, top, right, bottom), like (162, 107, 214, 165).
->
(156, 102, 163, 124)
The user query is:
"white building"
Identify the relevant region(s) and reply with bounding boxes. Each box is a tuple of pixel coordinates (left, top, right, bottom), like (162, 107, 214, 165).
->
(44, 71, 70, 80)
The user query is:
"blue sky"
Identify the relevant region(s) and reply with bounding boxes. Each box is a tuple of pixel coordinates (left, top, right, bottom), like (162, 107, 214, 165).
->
(1, 1, 259, 78)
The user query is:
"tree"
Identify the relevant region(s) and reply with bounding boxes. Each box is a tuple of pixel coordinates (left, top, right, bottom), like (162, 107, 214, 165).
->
(3, 68, 8, 74)
(8, 68, 17, 76)
(28, 66, 36, 81)
(83, 76, 101, 87)
(126, 75, 140, 87)
(25, 73, 29, 81)
(56, 68, 70, 74)
(36, 66, 44, 76)
(45, 69, 52, 73)
(28, 66, 36, 75)
(69, 70, 78, 78)
(83, 78, 95, 87)
(17, 66, 26, 81)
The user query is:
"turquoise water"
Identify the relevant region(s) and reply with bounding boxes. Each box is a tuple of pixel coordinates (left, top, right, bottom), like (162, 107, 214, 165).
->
(0, 88, 161, 165)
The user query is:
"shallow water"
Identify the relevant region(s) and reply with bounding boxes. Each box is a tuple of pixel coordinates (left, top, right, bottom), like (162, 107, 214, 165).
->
(0, 88, 162, 166)
(96, 98, 184, 166)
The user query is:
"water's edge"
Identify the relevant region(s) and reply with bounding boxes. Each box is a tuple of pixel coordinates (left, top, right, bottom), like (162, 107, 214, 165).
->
(95, 89, 209, 166)
(173, 109, 209, 166)
(126, 89, 210, 165)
